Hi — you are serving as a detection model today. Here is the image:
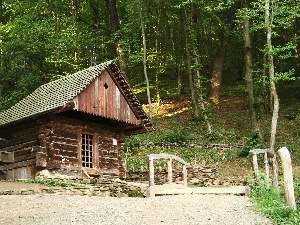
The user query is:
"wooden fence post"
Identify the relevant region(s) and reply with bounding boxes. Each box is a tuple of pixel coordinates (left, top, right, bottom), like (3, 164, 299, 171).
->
(264, 152, 270, 179)
(182, 164, 188, 187)
(272, 155, 279, 188)
(147, 153, 189, 190)
(278, 147, 296, 210)
(167, 158, 172, 184)
(149, 158, 155, 186)
(252, 153, 259, 180)
(252, 153, 259, 171)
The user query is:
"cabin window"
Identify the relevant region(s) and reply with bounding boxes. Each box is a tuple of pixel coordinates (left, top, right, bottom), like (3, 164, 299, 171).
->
(81, 133, 93, 168)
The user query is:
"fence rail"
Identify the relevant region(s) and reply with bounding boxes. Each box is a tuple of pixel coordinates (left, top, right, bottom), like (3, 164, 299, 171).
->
(148, 153, 189, 187)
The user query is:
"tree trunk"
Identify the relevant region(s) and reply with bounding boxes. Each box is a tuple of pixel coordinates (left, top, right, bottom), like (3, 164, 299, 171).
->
(243, 7, 263, 142)
(166, 0, 183, 95)
(296, 18, 300, 58)
(195, 56, 212, 133)
(0, 0, 2, 111)
(209, 41, 228, 104)
(105, 0, 130, 83)
(183, 8, 199, 117)
(139, 0, 152, 121)
(209, 0, 242, 104)
(71, 0, 78, 66)
(54, 0, 61, 75)
(265, 0, 279, 188)
(154, 1, 162, 106)
(191, 12, 212, 133)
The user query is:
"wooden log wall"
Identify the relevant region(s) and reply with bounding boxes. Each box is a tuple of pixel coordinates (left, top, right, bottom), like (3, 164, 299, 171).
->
(98, 136, 125, 178)
(0, 114, 126, 180)
(0, 121, 39, 180)
(37, 115, 125, 179)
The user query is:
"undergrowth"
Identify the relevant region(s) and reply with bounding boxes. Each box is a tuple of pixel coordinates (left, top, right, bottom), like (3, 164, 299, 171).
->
(125, 144, 238, 172)
(249, 173, 300, 224)
(125, 118, 253, 171)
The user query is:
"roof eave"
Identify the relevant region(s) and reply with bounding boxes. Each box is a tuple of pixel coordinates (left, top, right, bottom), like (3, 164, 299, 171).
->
(0, 102, 75, 129)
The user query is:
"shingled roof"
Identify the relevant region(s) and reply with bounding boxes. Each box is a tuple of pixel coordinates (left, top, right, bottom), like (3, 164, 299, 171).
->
(0, 61, 154, 133)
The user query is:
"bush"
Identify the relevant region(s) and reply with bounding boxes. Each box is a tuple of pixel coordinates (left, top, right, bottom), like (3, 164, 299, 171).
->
(284, 104, 300, 120)
(238, 133, 262, 157)
(160, 128, 189, 145)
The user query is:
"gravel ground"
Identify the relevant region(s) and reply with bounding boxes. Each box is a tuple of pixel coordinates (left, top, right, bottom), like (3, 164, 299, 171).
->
(0, 194, 272, 225)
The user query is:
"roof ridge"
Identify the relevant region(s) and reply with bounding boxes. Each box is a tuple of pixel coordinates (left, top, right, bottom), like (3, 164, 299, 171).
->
(0, 60, 154, 134)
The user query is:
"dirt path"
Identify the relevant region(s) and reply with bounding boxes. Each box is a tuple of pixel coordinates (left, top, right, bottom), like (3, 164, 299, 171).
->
(0, 194, 272, 225)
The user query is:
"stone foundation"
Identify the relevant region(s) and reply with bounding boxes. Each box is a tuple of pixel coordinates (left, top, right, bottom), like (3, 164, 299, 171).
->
(0, 178, 147, 197)
(125, 165, 247, 187)
(0, 164, 247, 197)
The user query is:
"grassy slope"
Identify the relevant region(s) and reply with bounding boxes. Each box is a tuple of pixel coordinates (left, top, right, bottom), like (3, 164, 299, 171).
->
(127, 81, 300, 183)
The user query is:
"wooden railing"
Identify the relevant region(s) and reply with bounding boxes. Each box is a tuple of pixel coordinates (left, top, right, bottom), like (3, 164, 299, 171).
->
(148, 153, 189, 187)
(249, 149, 278, 188)
(249, 148, 275, 180)
(249, 147, 296, 210)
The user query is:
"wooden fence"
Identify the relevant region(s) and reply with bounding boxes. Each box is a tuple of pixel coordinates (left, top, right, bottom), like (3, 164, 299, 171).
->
(148, 153, 189, 187)
(249, 147, 296, 210)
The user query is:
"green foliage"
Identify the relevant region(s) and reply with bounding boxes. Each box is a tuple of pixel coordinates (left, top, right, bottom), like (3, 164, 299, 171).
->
(248, 170, 272, 190)
(0, 0, 299, 111)
(274, 70, 296, 82)
(160, 127, 189, 145)
(293, 175, 300, 205)
(204, 128, 240, 144)
(125, 144, 237, 171)
(125, 123, 194, 171)
(284, 104, 300, 120)
(125, 154, 148, 171)
(126, 122, 192, 150)
(125, 135, 142, 151)
(249, 173, 300, 224)
(252, 187, 298, 224)
(239, 133, 263, 157)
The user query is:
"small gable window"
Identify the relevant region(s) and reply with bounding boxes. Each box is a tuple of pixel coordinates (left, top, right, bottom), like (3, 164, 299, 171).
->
(81, 133, 93, 168)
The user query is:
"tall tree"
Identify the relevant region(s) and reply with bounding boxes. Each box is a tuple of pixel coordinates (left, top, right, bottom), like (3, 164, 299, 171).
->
(139, 0, 152, 120)
(165, 0, 183, 95)
(242, 4, 263, 142)
(195, 56, 212, 133)
(105, 0, 129, 83)
(265, 0, 279, 187)
(0, 0, 3, 111)
(183, 7, 199, 117)
(209, 0, 242, 104)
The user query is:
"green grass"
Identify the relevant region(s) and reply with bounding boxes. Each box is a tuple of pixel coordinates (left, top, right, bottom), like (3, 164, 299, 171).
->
(249, 174, 300, 224)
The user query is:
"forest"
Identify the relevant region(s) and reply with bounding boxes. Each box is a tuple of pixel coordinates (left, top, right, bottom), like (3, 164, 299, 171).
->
(0, 0, 300, 154)
(1, 1, 300, 222)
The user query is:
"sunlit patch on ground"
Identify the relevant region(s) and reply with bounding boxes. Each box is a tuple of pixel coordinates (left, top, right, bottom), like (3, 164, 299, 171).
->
(142, 99, 192, 118)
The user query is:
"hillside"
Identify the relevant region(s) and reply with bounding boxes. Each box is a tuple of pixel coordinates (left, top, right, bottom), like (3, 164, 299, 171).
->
(126, 83, 300, 183)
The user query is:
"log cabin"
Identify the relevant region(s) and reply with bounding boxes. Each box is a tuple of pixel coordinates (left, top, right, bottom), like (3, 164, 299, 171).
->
(0, 60, 154, 180)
